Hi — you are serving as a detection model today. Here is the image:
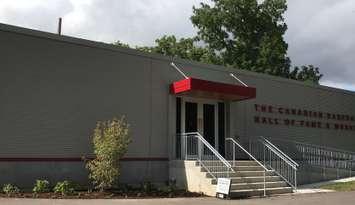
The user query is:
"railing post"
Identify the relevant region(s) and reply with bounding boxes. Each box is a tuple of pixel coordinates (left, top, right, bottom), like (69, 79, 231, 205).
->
(294, 169, 297, 191)
(184, 135, 187, 160)
(263, 169, 266, 197)
(249, 139, 252, 160)
(181, 135, 185, 160)
(350, 161, 352, 177)
(263, 144, 266, 167)
(233, 142, 236, 167)
(198, 137, 201, 161)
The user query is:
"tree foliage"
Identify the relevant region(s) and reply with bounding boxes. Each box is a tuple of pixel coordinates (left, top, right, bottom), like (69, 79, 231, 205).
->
(289, 65, 323, 84)
(86, 117, 130, 191)
(137, 35, 222, 65)
(113, 40, 130, 48)
(113, 0, 322, 84)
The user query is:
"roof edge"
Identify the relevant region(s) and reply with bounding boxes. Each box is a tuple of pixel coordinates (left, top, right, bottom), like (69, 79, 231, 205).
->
(1, 22, 354, 97)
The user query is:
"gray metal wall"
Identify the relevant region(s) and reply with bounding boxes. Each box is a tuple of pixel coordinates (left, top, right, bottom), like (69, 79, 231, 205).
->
(0, 24, 178, 187)
(230, 73, 355, 150)
(1, 23, 355, 187)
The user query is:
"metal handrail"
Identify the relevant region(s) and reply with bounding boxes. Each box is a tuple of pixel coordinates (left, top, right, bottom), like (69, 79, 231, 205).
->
(226, 137, 273, 196)
(263, 143, 299, 170)
(293, 140, 355, 174)
(179, 132, 235, 179)
(195, 132, 232, 168)
(260, 137, 299, 167)
(281, 138, 355, 156)
(259, 137, 299, 189)
(180, 132, 232, 168)
(226, 138, 271, 171)
(230, 136, 299, 190)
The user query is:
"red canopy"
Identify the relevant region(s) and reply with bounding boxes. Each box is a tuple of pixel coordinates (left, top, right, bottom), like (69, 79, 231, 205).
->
(170, 78, 256, 101)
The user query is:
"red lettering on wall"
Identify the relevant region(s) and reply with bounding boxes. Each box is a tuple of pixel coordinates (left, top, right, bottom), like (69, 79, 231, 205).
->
(253, 104, 355, 131)
(318, 112, 323, 119)
(261, 105, 267, 112)
(326, 123, 330, 129)
(254, 116, 260, 123)
(279, 108, 284, 114)
(268, 106, 273, 113)
(262, 117, 267, 124)
(254, 104, 259, 111)
(291, 109, 296, 115)
(274, 119, 279, 125)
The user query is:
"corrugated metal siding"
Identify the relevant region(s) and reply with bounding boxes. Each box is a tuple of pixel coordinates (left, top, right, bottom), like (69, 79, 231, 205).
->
(231, 74, 355, 151)
(0, 30, 153, 157)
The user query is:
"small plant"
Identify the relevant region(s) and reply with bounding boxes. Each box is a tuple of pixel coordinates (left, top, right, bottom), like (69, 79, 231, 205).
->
(33, 179, 50, 193)
(166, 178, 177, 193)
(159, 178, 178, 197)
(86, 117, 131, 191)
(53, 180, 75, 196)
(2, 184, 20, 196)
(141, 181, 156, 193)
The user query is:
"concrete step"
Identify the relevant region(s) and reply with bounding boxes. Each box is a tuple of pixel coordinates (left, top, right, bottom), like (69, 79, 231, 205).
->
(230, 181, 288, 190)
(233, 166, 265, 171)
(206, 171, 276, 178)
(211, 176, 282, 184)
(229, 187, 293, 198)
(201, 165, 265, 172)
(198, 160, 259, 167)
(228, 161, 261, 166)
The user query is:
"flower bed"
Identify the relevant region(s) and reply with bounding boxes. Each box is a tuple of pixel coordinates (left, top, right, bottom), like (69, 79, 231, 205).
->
(0, 189, 203, 199)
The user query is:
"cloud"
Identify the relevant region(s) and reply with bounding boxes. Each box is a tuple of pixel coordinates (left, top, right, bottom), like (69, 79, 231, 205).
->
(63, 0, 205, 46)
(321, 80, 355, 92)
(0, 0, 354, 91)
(285, 0, 355, 89)
(0, 0, 74, 32)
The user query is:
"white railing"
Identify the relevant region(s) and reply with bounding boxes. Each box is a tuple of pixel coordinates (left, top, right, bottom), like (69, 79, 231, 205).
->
(263, 137, 355, 177)
(178, 132, 235, 179)
(294, 140, 355, 177)
(260, 137, 299, 190)
(226, 138, 273, 196)
(229, 136, 299, 190)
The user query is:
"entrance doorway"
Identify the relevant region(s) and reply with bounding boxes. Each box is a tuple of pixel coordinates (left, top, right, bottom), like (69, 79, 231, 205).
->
(182, 98, 219, 149)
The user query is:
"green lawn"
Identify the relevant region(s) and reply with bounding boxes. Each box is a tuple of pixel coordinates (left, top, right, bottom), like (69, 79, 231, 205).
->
(320, 181, 355, 191)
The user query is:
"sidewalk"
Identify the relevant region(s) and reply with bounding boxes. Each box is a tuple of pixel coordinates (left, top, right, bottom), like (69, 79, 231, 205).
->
(0, 191, 354, 205)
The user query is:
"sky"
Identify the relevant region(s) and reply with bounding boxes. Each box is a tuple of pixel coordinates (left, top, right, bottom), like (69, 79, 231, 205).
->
(0, 0, 355, 91)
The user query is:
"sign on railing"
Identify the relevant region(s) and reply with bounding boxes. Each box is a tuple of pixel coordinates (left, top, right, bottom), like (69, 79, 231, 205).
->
(216, 178, 231, 199)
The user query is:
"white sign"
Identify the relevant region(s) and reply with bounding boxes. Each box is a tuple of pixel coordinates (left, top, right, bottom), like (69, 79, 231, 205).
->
(216, 178, 231, 195)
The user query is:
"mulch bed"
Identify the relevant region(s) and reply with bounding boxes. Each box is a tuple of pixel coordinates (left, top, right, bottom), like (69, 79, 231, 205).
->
(0, 190, 204, 199)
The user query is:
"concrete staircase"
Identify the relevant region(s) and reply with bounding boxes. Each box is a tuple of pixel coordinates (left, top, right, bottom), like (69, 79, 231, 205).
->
(199, 160, 293, 198)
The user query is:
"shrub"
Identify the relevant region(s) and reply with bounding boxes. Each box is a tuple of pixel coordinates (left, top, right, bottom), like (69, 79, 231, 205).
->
(53, 181, 75, 196)
(86, 117, 130, 191)
(141, 181, 156, 193)
(166, 178, 177, 193)
(33, 179, 50, 193)
(2, 184, 20, 196)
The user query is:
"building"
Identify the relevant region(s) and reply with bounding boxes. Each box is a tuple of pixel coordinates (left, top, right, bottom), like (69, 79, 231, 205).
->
(1, 23, 354, 196)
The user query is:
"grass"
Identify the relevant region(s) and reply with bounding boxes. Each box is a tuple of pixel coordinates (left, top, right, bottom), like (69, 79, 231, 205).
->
(320, 181, 355, 191)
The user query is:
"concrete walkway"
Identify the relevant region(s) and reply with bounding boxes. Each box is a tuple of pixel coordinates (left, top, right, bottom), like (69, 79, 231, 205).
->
(1, 191, 355, 205)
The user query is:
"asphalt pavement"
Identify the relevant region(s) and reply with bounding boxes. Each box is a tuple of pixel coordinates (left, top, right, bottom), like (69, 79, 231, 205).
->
(0, 191, 354, 205)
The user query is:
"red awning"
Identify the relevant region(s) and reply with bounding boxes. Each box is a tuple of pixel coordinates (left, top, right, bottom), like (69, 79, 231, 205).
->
(170, 77, 256, 101)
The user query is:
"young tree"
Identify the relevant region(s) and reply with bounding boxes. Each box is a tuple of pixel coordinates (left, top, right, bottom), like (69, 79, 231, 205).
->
(86, 117, 130, 191)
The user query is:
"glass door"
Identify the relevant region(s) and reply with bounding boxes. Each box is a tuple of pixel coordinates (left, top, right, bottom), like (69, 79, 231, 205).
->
(181, 97, 219, 149)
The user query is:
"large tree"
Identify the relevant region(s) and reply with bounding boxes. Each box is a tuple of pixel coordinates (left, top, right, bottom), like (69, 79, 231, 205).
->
(114, 0, 322, 84)
(191, 0, 290, 77)
(137, 35, 222, 65)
